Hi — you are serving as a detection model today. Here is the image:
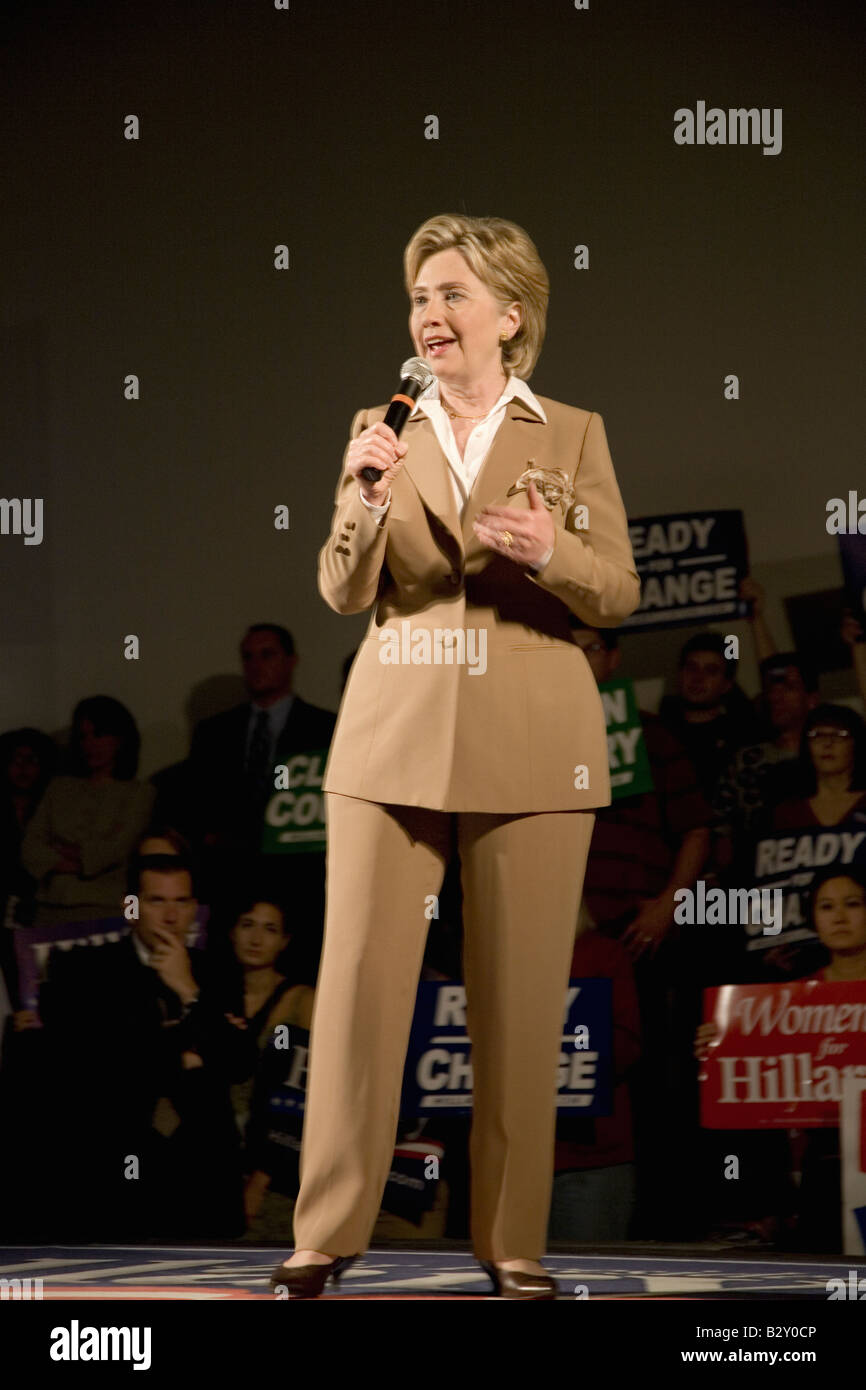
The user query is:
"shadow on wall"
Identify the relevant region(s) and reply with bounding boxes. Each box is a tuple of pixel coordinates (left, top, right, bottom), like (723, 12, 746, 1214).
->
(184, 675, 248, 730)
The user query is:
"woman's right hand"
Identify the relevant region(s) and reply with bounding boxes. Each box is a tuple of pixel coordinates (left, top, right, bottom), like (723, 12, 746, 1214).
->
(694, 1020, 720, 1061)
(346, 423, 408, 506)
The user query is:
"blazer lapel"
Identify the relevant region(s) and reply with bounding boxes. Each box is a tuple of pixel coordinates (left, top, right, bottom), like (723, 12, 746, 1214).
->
(401, 414, 463, 565)
(402, 402, 548, 566)
(461, 403, 548, 558)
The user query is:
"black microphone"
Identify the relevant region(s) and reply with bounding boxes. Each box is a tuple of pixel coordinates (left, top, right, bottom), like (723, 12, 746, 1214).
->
(359, 356, 435, 482)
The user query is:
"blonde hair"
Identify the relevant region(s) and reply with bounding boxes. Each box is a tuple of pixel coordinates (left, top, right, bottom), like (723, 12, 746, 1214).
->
(403, 214, 549, 380)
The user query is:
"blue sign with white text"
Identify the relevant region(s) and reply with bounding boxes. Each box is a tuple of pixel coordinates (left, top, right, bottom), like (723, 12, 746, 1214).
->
(399, 979, 613, 1117)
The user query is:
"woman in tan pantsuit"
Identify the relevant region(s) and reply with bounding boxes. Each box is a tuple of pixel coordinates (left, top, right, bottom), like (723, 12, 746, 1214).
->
(271, 213, 640, 1299)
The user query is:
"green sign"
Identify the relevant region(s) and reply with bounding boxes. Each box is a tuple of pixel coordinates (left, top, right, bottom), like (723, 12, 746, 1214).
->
(598, 678, 654, 801)
(261, 749, 328, 854)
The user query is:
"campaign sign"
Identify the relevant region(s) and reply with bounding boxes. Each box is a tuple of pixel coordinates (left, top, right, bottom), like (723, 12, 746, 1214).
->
(839, 533, 866, 625)
(261, 980, 612, 1128)
(599, 677, 654, 800)
(380, 1138, 445, 1226)
(400, 980, 612, 1116)
(261, 749, 327, 854)
(620, 509, 749, 632)
(700, 982, 866, 1129)
(742, 820, 866, 956)
(259, 1026, 443, 1224)
(14, 910, 210, 1018)
(263, 1024, 311, 1119)
(257, 1024, 309, 1195)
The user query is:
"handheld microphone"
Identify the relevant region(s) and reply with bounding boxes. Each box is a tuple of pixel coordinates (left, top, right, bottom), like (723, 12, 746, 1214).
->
(359, 356, 435, 482)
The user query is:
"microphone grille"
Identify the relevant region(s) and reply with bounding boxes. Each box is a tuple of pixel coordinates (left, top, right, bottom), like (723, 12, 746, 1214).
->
(400, 356, 435, 392)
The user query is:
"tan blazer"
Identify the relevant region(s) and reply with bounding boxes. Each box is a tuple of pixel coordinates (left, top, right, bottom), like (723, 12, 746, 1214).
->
(318, 394, 641, 813)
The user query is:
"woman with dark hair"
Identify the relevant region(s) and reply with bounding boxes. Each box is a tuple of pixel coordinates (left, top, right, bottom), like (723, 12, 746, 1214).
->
(799, 863, 866, 981)
(771, 703, 866, 831)
(215, 894, 313, 1229)
(20, 696, 155, 925)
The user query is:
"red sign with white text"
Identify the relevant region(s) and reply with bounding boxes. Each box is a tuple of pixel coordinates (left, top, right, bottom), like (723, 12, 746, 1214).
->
(700, 982, 866, 1128)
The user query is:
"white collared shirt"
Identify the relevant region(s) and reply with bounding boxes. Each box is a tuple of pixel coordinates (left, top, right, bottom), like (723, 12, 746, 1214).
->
(358, 373, 554, 570)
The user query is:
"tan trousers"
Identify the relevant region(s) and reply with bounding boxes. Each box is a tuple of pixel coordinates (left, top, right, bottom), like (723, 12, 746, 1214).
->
(292, 793, 595, 1262)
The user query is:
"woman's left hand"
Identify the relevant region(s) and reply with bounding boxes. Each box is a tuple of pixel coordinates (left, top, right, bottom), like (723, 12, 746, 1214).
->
(472, 480, 555, 568)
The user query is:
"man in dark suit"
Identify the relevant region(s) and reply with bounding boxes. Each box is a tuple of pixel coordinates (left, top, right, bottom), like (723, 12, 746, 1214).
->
(182, 624, 336, 963)
(37, 855, 246, 1241)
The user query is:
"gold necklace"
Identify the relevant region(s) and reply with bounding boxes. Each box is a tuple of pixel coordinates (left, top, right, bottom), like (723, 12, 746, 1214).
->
(441, 373, 508, 422)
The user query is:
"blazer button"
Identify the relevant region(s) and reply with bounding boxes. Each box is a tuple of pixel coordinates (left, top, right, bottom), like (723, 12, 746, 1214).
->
(449, 571, 461, 585)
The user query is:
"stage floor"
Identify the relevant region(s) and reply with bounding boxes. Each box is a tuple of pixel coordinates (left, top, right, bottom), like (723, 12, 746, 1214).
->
(1, 1244, 861, 1299)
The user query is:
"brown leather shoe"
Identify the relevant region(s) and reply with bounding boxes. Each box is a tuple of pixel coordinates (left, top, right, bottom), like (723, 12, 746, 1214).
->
(479, 1260, 558, 1300)
(269, 1253, 359, 1298)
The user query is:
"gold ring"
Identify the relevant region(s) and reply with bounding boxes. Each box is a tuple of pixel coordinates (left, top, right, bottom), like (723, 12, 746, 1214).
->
(500, 530, 514, 548)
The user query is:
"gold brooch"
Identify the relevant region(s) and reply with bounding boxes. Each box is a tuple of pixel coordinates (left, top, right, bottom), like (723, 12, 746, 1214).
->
(506, 462, 575, 513)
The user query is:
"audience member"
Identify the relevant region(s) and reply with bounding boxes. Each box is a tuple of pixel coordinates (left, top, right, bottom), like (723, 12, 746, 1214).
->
(771, 703, 866, 832)
(217, 892, 314, 1226)
(19, 697, 155, 926)
(31, 853, 245, 1240)
(136, 824, 195, 858)
(659, 632, 764, 802)
(180, 625, 336, 949)
(713, 652, 820, 878)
